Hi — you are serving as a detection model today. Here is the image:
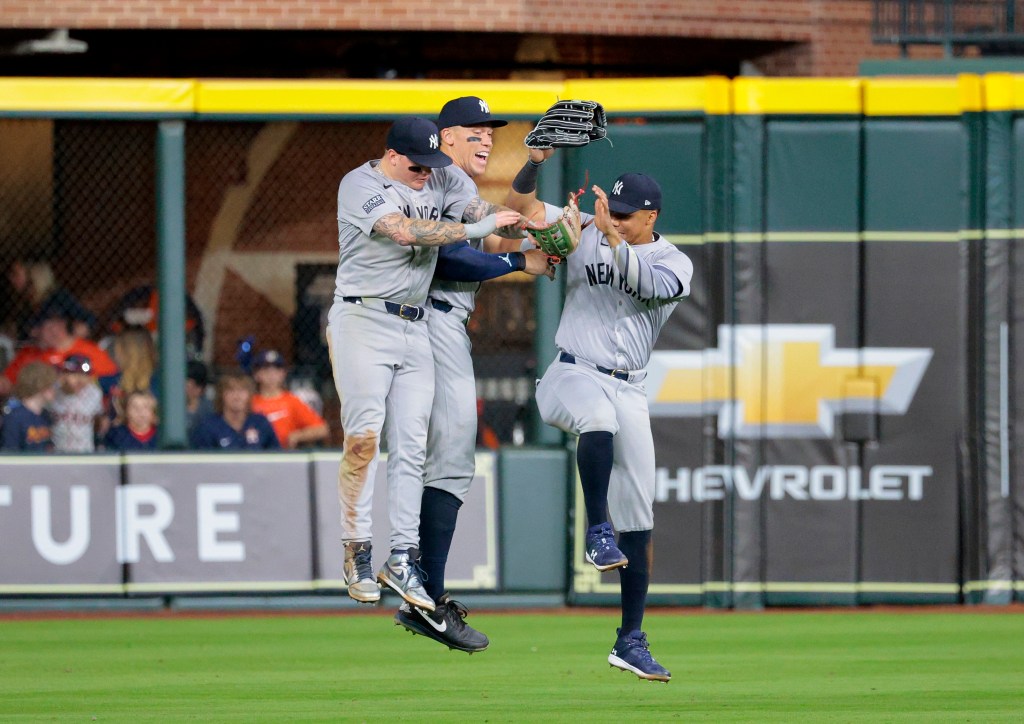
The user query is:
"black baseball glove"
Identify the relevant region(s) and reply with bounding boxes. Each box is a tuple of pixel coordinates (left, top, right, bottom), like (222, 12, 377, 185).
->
(524, 100, 608, 149)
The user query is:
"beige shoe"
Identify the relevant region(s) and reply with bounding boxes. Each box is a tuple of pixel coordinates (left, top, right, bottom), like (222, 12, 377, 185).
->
(343, 541, 380, 603)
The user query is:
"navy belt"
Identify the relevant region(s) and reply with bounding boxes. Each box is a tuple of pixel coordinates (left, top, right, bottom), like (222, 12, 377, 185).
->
(342, 296, 425, 321)
(559, 351, 634, 381)
(429, 298, 454, 314)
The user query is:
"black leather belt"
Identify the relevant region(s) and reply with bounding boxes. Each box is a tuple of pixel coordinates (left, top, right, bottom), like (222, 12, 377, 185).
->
(559, 351, 633, 381)
(429, 298, 453, 314)
(342, 296, 425, 321)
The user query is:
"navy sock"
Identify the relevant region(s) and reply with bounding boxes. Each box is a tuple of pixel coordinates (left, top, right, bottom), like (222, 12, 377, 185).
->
(576, 431, 614, 528)
(617, 530, 652, 635)
(418, 487, 462, 602)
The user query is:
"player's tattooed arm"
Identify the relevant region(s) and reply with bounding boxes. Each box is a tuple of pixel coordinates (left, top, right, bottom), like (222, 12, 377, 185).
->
(463, 198, 527, 239)
(373, 209, 523, 247)
(373, 212, 469, 247)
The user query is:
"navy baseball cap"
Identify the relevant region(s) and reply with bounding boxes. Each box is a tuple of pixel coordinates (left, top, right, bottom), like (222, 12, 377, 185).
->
(437, 96, 508, 130)
(385, 117, 453, 168)
(607, 173, 662, 214)
(253, 349, 286, 369)
(60, 354, 93, 374)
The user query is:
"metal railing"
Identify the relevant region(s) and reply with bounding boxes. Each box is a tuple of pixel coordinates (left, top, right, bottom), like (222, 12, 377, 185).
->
(873, 0, 1024, 52)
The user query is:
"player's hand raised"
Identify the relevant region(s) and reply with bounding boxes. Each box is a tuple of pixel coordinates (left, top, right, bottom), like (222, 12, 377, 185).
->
(592, 185, 623, 248)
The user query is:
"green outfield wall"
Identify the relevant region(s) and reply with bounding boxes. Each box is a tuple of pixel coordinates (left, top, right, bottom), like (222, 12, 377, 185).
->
(0, 76, 1022, 607)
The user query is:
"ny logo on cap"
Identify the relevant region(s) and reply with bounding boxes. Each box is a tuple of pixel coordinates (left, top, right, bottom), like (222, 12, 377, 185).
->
(429, 134, 439, 149)
(612, 180, 624, 195)
(479, 99, 490, 113)
(644, 200, 651, 206)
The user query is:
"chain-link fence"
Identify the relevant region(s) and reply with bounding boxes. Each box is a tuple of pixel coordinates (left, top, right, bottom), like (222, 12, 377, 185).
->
(0, 119, 159, 364)
(0, 117, 541, 448)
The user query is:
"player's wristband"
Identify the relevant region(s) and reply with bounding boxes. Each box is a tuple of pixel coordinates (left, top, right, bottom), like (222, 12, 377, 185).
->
(511, 159, 544, 194)
(462, 214, 498, 239)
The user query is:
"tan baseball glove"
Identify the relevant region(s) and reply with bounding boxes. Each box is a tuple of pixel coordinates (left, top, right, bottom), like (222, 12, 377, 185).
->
(526, 190, 585, 259)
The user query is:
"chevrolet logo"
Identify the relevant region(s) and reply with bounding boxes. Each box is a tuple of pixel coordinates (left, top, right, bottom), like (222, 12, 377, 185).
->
(647, 325, 932, 438)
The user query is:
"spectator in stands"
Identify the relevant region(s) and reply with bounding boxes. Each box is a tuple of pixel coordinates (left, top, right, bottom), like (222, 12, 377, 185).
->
(0, 361, 57, 452)
(50, 354, 107, 453)
(104, 284, 206, 362)
(103, 390, 159, 451)
(190, 370, 279, 450)
(185, 360, 213, 438)
(0, 296, 117, 399)
(250, 349, 328, 449)
(102, 325, 158, 420)
(5, 259, 96, 342)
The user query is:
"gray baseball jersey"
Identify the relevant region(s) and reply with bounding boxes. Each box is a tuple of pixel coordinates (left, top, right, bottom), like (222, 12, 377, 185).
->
(535, 203, 693, 531)
(422, 164, 484, 501)
(426, 164, 487, 313)
(554, 206, 692, 371)
(334, 160, 466, 304)
(328, 159, 465, 552)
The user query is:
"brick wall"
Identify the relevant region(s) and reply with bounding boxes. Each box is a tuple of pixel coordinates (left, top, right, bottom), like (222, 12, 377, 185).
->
(0, 0, 938, 76)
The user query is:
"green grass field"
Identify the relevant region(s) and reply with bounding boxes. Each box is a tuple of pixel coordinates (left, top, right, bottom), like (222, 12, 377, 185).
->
(1, 607, 1023, 721)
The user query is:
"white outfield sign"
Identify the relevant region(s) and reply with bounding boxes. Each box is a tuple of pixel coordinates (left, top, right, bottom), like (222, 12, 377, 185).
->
(655, 465, 933, 503)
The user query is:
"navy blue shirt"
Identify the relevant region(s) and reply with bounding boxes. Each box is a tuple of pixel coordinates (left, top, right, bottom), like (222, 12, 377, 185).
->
(190, 412, 280, 450)
(104, 424, 159, 451)
(0, 401, 53, 451)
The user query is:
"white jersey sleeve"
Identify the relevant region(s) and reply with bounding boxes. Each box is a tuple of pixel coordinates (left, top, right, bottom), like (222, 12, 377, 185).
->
(610, 237, 693, 300)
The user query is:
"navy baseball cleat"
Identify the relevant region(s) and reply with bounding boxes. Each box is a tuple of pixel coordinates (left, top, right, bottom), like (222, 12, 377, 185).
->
(377, 548, 435, 611)
(343, 541, 380, 603)
(584, 522, 629, 572)
(394, 593, 489, 653)
(608, 629, 671, 682)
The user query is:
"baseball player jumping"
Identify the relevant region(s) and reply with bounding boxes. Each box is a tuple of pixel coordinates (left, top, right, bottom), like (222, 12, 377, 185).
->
(393, 96, 555, 653)
(506, 132, 693, 681)
(329, 116, 525, 612)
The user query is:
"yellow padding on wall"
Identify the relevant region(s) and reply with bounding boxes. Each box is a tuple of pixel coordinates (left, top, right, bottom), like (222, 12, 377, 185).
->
(984, 73, 1020, 112)
(563, 77, 719, 113)
(195, 79, 564, 116)
(864, 76, 979, 116)
(0, 78, 195, 113)
(1, 74, 1023, 116)
(733, 78, 862, 114)
(197, 78, 717, 116)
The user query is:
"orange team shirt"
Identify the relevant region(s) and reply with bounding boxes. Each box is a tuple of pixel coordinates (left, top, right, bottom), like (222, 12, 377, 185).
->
(251, 392, 325, 447)
(4, 338, 119, 383)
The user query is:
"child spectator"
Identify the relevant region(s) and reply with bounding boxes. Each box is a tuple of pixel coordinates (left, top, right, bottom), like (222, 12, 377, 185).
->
(103, 390, 159, 451)
(0, 361, 57, 451)
(250, 349, 328, 449)
(50, 354, 107, 453)
(190, 370, 279, 450)
(185, 360, 213, 438)
(103, 325, 158, 420)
